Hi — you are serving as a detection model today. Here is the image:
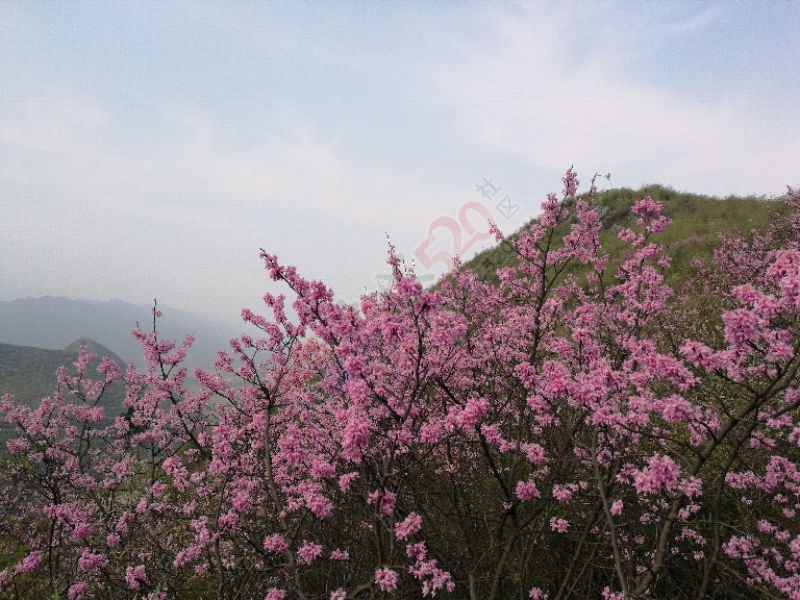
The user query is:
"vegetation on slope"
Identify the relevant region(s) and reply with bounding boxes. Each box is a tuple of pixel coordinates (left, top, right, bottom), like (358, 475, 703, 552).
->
(463, 184, 787, 287)
(0, 340, 127, 444)
(2, 179, 798, 599)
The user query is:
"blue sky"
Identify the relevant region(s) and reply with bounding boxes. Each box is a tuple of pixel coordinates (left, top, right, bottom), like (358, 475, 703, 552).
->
(2, 1, 799, 326)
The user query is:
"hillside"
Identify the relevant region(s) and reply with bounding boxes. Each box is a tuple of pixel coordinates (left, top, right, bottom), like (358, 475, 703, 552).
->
(462, 184, 786, 286)
(0, 339, 128, 445)
(0, 297, 235, 371)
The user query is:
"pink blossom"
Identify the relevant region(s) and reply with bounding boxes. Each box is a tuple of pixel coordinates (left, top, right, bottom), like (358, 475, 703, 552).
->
(264, 534, 288, 553)
(602, 587, 625, 600)
(550, 517, 569, 533)
(125, 565, 148, 591)
(723, 308, 763, 348)
(78, 549, 107, 572)
(2, 170, 799, 600)
(419, 420, 442, 443)
(338, 472, 359, 493)
(660, 395, 694, 423)
(789, 536, 800, 560)
(723, 535, 756, 559)
(516, 480, 540, 501)
(395, 512, 423, 540)
(306, 494, 333, 519)
(562, 168, 579, 197)
(679, 476, 703, 499)
(375, 567, 399, 592)
(633, 453, 681, 495)
(368, 489, 397, 517)
(173, 545, 201, 568)
(6, 438, 28, 454)
(458, 398, 489, 429)
(552, 485, 573, 503)
(14, 551, 42, 574)
(72, 522, 92, 539)
(218, 511, 238, 527)
(68, 582, 89, 599)
(406, 542, 427, 561)
(342, 416, 370, 461)
(297, 541, 323, 565)
(330, 548, 350, 561)
(521, 442, 547, 465)
(264, 588, 287, 600)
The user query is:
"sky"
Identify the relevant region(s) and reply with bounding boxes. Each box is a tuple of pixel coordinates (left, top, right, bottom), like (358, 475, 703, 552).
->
(1, 1, 799, 327)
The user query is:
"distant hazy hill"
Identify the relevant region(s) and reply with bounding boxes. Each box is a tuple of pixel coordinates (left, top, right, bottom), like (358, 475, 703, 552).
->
(462, 184, 785, 285)
(0, 297, 236, 371)
(0, 338, 128, 444)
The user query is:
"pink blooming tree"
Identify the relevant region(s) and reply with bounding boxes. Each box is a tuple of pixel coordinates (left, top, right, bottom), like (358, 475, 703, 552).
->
(1, 173, 800, 600)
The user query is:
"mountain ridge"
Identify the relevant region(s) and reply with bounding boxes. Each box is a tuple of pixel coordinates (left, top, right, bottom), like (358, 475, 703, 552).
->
(0, 296, 235, 371)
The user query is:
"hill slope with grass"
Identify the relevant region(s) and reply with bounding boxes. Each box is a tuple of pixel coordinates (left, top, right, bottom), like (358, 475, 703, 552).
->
(0, 339, 127, 444)
(463, 184, 786, 286)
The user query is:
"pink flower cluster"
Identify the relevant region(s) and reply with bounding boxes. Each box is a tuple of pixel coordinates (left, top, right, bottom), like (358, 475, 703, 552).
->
(2, 171, 800, 600)
(375, 567, 399, 592)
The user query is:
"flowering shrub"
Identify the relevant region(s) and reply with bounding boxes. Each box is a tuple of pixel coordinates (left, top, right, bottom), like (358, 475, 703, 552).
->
(1, 173, 800, 599)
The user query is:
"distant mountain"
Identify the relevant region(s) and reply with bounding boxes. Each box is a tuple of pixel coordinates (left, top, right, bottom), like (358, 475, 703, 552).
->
(0, 297, 236, 371)
(63, 337, 128, 360)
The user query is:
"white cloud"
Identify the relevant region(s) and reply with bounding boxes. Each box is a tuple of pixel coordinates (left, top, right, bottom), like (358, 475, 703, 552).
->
(668, 5, 722, 34)
(422, 3, 799, 197)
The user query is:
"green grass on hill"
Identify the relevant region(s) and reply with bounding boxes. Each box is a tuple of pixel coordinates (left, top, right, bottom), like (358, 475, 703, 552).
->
(462, 184, 786, 287)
